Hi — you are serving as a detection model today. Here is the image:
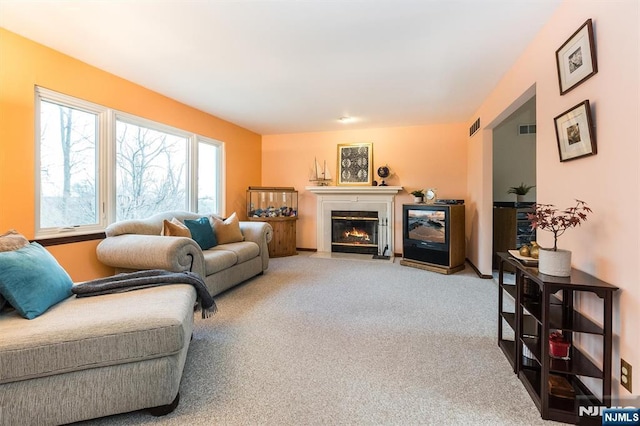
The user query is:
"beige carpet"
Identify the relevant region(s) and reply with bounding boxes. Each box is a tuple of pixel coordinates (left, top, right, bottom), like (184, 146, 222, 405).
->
(81, 253, 559, 425)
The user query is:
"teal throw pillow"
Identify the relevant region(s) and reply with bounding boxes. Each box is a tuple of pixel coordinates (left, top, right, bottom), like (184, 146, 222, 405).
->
(0, 242, 73, 319)
(183, 217, 217, 250)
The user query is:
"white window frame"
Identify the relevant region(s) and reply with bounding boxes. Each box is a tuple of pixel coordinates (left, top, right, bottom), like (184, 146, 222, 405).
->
(195, 136, 225, 216)
(35, 87, 225, 239)
(35, 87, 109, 238)
(110, 111, 193, 223)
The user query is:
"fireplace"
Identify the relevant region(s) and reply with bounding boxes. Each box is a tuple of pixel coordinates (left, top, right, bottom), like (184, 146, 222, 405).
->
(306, 185, 402, 259)
(331, 210, 378, 254)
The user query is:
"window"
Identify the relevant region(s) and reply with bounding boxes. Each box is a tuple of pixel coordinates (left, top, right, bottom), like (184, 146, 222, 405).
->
(197, 138, 223, 214)
(36, 87, 224, 238)
(37, 92, 106, 235)
(115, 116, 189, 221)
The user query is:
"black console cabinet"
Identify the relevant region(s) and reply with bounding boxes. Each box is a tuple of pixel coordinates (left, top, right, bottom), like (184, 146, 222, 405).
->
(497, 252, 618, 424)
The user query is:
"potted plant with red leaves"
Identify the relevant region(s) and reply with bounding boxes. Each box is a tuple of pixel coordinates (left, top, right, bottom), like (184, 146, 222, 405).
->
(527, 200, 592, 276)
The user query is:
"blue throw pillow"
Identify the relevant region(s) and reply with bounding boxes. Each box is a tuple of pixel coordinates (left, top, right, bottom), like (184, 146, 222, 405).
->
(0, 242, 73, 319)
(183, 217, 217, 250)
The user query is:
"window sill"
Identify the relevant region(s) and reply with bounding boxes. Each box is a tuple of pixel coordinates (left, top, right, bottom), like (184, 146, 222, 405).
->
(34, 232, 106, 247)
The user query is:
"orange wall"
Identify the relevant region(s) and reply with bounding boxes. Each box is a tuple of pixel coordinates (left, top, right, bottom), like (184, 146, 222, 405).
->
(262, 124, 467, 252)
(0, 29, 262, 281)
(467, 0, 639, 396)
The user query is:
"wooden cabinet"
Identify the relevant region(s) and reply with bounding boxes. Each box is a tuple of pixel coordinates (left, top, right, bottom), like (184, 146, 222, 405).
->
(246, 186, 298, 258)
(250, 217, 297, 258)
(497, 252, 618, 424)
(400, 204, 465, 274)
(493, 203, 535, 269)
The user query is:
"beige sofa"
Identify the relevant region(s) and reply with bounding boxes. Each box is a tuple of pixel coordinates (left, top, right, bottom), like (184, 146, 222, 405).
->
(0, 284, 196, 426)
(96, 211, 273, 296)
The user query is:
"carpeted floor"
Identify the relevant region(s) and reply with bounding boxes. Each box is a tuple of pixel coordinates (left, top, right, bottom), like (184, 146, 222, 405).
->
(82, 254, 559, 425)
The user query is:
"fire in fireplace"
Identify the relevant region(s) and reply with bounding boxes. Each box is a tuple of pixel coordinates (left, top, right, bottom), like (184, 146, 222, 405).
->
(331, 210, 378, 254)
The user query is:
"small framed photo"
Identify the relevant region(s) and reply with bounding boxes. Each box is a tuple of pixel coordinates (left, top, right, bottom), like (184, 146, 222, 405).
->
(337, 143, 373, 186)
(554, 100, 596, 162)
(556, 19, 598, 95)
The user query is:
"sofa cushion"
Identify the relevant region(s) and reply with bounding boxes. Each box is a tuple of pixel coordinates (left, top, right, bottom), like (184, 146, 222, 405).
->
(0, 230, 30, 311)
(202, 249, 238, 275)
(0, 229, 30, 252)
(213, 241, 260, 264)
(184, 217, 217, 250)
(161, 218, 191, 238)
(0, 284, 196, 385)
(0, 243, 73, 319)
(211, 212, 244, 244)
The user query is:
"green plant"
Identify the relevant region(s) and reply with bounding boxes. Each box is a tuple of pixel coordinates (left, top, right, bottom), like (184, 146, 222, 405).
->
(527, 200, 592, 251)
(410, 189, 424, 197)
(507, 182, 535, 195)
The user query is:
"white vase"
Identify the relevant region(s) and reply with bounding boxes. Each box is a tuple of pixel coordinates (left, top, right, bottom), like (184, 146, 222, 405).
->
(538, 248, 572, 277)
(516, 194, 524, 203)
(413, 196, 423, 203)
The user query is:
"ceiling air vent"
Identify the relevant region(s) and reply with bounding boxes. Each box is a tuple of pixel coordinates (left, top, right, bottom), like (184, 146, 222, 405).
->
(518, 124, 536, 135)
(469, 118, 480, 137)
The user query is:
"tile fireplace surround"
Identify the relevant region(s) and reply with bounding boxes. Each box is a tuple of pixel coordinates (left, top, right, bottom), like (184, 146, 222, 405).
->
(306, 186, 403, 258)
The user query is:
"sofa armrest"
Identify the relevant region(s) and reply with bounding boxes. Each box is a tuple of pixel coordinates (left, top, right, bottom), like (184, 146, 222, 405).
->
(96, 234, 206, 277)
(240, 221, 273, 271)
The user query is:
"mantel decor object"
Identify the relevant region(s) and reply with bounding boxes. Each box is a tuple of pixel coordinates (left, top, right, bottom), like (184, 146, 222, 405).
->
(377, 165, 390, 186)
(337, 143, 372, 186)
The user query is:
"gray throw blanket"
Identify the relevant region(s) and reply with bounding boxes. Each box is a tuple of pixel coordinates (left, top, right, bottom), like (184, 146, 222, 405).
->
(72, 269, 217, 318)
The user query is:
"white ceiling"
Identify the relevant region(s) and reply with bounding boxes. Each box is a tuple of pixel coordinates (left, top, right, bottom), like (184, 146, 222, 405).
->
(0, 0, 561, 135)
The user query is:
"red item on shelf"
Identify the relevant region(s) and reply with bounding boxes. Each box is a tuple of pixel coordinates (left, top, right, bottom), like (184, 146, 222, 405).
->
(549, 331, 571, 359)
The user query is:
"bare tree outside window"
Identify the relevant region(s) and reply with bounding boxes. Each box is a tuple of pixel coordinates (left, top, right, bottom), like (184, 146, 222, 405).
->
(115, 121, 188, 221)
(36, 88, 224, 238)
(40, 101, 97, 228)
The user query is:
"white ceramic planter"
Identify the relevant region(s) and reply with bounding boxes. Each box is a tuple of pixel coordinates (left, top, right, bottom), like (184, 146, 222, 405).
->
(413, 197, 423, 203)
(538, 248, 572, 277)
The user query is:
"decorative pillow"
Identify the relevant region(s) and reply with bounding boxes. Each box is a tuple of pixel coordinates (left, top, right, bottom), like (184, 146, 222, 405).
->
(184, 217, 217, 250)
(0, 230, 30, 311)
(211, 212, 244, 244)
(0, 242, 73, 319)
(0, 229, 30, 253)
(161, 218, 191, 238)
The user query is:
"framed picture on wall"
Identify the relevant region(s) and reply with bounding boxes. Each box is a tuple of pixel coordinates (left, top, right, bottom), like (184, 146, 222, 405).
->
(555, 19, 598, 95)
(554, 100, 597, 162)
(337, 143, 373, 186)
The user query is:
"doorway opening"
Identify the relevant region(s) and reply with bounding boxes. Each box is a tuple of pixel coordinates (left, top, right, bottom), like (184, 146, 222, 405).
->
(491, 96, 537, 270)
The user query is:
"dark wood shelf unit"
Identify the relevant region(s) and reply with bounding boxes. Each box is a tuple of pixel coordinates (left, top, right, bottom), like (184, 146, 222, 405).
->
(499, 339, 517, 371)
(496, 252, 618, 424)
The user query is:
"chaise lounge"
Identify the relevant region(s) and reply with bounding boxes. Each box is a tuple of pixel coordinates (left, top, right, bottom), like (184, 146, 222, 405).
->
(0, 281, 197, 426)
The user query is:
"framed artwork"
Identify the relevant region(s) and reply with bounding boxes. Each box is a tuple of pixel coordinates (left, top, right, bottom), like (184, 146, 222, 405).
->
(556, 19, 598, 95)
(554, 100, 596, 162)
(336, 143, 373, 186)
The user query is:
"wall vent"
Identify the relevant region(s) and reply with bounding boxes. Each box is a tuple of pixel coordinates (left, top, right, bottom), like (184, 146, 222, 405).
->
(518, 124, 536, 135)
(469, 118, 480, 137)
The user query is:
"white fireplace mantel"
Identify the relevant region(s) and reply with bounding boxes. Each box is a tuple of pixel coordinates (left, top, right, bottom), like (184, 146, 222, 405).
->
(306, 186, 403, 196)
(306, 186, 403, 256)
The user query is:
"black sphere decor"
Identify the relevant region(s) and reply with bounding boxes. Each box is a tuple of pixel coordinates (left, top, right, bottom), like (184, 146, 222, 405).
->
(377, 166, 390, 186)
